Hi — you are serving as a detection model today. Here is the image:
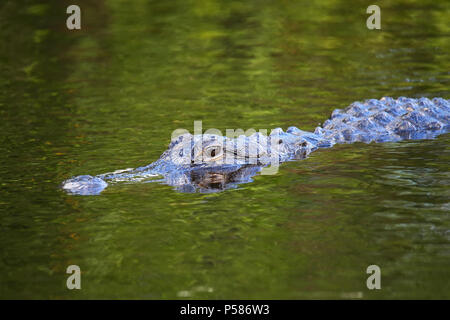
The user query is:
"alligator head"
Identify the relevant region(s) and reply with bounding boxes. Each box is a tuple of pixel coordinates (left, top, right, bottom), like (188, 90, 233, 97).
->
(62, 127, 322, 195)
(142, 129, 319, 192)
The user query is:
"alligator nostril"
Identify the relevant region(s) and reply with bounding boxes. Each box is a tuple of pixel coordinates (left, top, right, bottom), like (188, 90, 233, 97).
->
(301, 141, 307, 147)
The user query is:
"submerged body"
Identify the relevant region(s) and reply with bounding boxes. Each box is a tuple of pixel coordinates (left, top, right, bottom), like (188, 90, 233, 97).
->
(62, 97, 450, 194)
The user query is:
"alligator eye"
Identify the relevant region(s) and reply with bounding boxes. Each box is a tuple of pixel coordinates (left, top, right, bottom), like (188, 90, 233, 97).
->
(278, 139, 283, 144)
(205, 146, 222, 159)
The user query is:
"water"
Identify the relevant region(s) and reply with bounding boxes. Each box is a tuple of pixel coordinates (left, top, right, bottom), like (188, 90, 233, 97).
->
(0, 0, 449, 299)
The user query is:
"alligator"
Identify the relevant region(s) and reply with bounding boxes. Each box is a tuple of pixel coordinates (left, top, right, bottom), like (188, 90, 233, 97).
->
(62, 97, 450, 195)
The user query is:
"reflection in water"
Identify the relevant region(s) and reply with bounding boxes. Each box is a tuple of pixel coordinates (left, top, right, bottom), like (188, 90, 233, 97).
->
(0, 0, 449, 299)
(185, 165, 261, 193)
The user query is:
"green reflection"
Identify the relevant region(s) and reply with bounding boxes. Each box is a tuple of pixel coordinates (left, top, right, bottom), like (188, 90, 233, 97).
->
(0, 0, 448, 299)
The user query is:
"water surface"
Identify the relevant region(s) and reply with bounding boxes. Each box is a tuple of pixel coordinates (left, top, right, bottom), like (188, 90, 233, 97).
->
(0, 0, 449, 299)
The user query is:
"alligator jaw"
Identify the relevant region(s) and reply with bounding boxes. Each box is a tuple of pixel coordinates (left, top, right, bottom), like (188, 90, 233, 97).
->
(61, 175, 108, 195)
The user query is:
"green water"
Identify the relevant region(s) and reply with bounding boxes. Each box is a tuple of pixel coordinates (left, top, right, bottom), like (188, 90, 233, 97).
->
(0, 0, 449, 299)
